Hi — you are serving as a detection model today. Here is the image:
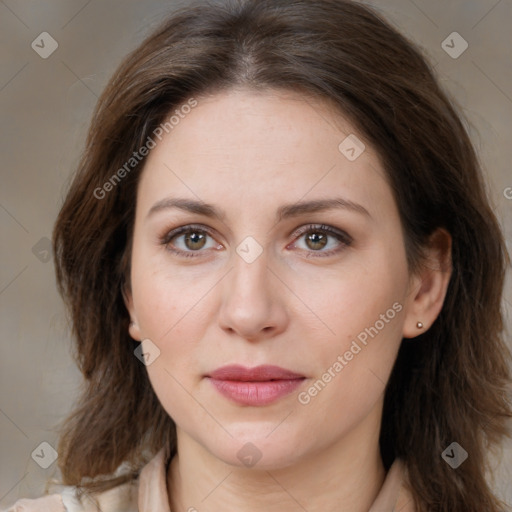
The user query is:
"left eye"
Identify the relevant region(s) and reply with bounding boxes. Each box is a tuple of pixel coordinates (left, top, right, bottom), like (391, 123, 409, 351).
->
(160, 224, 351, 258)
(289, 224, 352, 257)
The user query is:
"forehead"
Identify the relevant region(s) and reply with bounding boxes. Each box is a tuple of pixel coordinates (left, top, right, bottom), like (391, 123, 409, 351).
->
(148, 87, 361, 162)
(136, 87, 395, 222)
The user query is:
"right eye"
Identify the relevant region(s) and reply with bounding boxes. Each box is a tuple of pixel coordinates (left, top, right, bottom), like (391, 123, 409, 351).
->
(160, 224, 222, 258)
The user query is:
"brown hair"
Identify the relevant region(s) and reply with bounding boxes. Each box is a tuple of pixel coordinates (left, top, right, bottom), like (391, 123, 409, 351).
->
(52, 0, 511, 510)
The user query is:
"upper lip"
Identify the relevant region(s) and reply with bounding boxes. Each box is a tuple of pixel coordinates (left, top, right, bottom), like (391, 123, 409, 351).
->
(207, 364, 305, 381)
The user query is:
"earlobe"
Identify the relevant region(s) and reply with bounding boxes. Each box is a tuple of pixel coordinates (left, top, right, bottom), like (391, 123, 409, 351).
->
(402, 228, 452, 339)
(128, 320, 141, 341)
(122, 281, 142, 341)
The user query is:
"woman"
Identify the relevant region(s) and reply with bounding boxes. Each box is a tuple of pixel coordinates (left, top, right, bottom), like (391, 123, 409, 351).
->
(4, 0, 511, 511)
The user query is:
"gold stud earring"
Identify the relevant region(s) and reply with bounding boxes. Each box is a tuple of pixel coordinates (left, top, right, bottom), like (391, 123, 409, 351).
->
(416, 321, 423, 329)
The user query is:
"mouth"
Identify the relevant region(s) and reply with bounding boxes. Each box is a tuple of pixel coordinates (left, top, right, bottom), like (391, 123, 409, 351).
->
(205, 365, 306, 406)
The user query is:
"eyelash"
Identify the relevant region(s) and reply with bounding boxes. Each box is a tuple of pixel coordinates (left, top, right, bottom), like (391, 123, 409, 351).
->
(159, 223, 352, 259)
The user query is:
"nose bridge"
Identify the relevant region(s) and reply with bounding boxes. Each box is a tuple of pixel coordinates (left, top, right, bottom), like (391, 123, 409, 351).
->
(228, 244, 273, 312)
(227, 231, 272, 296)
(218, 241, 287, 339)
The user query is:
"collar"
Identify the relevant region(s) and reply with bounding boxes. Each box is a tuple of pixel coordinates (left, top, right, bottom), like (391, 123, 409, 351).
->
(137, 445, 415, 511)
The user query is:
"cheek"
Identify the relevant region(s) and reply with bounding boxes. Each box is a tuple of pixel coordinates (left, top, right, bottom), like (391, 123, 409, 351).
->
(130, 267, 207, 403)
(293, 246, 407, 348)
(130, 247, 212, 342)
(140, 319, 203, 425)
(294, 249, 407, 412)
(297, 312, 404, 443)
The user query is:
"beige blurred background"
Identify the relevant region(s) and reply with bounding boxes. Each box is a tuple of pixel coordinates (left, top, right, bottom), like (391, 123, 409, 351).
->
(1, 0, 511, 507)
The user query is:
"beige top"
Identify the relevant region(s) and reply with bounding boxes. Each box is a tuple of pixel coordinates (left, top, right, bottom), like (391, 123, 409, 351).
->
(2, 447, 415, 511)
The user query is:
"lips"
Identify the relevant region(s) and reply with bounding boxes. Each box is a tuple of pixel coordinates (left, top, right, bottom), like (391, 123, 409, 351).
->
(206, 365, 305, 406)
(208, 364, 305, 381)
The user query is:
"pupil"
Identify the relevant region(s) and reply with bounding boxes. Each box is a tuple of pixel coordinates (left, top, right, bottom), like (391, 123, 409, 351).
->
(308, 232, 327, 249)
(187, 232, 205, 249)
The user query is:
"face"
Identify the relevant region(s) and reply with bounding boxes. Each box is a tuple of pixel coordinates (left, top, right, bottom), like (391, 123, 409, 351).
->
(125, 87, 419, 469)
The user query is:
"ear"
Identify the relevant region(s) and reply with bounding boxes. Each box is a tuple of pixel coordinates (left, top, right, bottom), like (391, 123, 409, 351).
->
(402, 228, 452, 339)
(122, 280, 142, 341)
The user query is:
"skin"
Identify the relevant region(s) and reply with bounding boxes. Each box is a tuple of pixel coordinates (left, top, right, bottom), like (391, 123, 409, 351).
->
(124, 87, 451, 512)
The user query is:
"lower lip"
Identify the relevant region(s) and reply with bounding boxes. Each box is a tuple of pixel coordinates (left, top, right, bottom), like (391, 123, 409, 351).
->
(207, 378, 304, 406)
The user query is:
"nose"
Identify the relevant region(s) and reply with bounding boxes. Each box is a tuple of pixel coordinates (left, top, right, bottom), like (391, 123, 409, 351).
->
(217, 251, 289, 342)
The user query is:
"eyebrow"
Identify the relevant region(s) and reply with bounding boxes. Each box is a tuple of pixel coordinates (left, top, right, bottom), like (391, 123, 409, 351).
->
(146, 196, 371, 222)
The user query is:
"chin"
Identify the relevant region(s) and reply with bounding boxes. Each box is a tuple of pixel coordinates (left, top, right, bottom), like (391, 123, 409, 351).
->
(203, 426, 313, 471)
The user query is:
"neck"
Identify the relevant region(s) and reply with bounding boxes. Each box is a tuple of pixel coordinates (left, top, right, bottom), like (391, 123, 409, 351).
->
(167, 408, 386, 512)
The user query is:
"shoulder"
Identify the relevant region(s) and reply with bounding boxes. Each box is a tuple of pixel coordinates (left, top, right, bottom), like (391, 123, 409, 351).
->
(1, 480, 138, 512)
(1, 494, 65, 512)
(2, 445, 171, 512)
